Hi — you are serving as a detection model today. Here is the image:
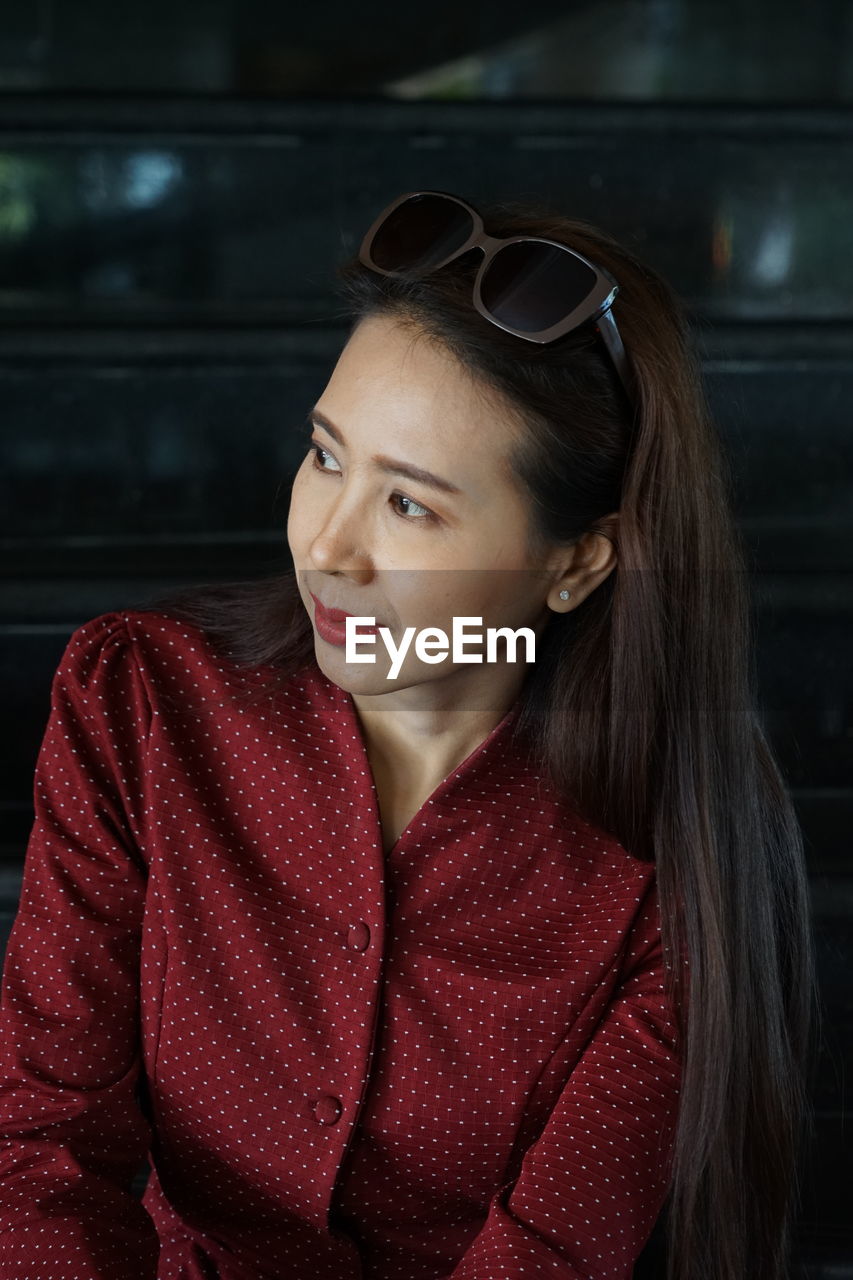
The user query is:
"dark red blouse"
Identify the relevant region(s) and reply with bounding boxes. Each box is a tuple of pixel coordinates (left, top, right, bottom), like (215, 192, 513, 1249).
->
(0, 609, 682, 1279)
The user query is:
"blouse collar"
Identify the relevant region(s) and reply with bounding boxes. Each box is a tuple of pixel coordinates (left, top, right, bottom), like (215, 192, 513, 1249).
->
(293, 658, 529, 847)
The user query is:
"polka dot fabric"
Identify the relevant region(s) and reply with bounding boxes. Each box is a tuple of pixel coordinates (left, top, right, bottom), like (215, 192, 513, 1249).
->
(0, 609, 682, 1279)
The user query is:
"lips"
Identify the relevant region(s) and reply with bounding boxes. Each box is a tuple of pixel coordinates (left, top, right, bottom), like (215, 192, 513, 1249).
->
(309, 592, 383, 627)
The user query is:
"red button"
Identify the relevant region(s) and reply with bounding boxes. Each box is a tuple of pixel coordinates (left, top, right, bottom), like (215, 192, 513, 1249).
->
(313, 1094, 343, 1126)
(346, 922, 371, 951)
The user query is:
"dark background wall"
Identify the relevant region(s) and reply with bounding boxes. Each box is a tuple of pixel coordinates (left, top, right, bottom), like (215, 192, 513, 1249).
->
(1, 3, 851, 1276)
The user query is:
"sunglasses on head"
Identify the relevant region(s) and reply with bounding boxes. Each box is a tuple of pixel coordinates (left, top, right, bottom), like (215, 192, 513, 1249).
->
(357, 189, 635, 407)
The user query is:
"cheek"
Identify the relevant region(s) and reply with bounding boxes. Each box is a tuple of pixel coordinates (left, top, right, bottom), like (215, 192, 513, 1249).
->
(286, 466, 317, 544)
(372, 573, 446, 633)
(285, 489, 300, 547)
(448, 570, 537, 627)
(399, 576, 479, 633)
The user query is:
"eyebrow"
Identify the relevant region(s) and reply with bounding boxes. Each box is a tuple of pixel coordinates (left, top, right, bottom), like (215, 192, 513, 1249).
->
(306, 408, 463, 497)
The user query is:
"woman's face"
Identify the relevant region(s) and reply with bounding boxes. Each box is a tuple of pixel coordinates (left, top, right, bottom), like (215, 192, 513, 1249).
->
(287, 313, 609, 701)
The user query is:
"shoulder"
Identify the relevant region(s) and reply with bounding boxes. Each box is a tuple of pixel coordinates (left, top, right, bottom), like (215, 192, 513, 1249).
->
(52, 607, 239, 722)
(59, 606, 200, 655)
(522, 769, 656, 899)
(555, 810, 663, 975)
(58, 606, 210, 682)
(574, 809, 656, 888)
(565, 815, 663, 970)
(505, 753, 659, 938)
(51, 609, 145, 703)
(61, 606, 320, 729)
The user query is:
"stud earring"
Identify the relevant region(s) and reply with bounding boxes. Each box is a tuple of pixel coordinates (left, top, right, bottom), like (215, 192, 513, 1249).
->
(559, 588, 571, 600)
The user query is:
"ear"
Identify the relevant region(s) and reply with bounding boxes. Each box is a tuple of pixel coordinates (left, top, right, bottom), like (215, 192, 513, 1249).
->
(548, 511, 619, 612)
(587, 510, 620, 549)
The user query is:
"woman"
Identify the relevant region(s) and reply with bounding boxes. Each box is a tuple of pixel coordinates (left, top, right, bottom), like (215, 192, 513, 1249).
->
(0, 191, 819, 1280)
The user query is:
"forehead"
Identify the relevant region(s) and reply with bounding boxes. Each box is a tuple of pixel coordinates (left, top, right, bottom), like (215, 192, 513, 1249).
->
(322, 315, 525, 485)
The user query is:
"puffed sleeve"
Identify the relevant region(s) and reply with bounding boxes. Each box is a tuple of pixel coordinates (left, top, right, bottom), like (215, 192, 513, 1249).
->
(0, 612, 159, 1279)
(447, 875, 683, 1280)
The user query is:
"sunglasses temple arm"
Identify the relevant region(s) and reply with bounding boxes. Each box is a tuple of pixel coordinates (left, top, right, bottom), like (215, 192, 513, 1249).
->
(595, 308, 636, 407)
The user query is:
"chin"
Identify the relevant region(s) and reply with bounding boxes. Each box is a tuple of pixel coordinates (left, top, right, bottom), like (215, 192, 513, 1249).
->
(312, 640, 401, 696)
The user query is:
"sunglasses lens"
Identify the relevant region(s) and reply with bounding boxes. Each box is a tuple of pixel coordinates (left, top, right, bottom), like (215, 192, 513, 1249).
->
(367, 194, 475, 273)
(480, 241, 597, 333)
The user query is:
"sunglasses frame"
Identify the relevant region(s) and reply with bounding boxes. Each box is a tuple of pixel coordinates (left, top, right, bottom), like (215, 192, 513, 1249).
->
(358, 189, 634, 405)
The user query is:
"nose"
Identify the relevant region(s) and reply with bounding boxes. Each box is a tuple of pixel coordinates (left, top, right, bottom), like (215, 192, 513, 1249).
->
(308, 491, 373, 577)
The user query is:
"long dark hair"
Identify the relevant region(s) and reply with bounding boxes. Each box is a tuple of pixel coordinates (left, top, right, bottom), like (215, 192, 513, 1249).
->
(134, 195, 821, 1280)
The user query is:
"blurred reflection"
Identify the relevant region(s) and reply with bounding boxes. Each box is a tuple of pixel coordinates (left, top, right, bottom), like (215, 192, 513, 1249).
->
(0, 155, 47, 239)
(752, 206, 795, 290)
(708, 170, 849, 318)
(0, 0, 850, 102)
(80, 150, 183, 214)
(125, 152, 183, 210)
(0, 133, 848, 319)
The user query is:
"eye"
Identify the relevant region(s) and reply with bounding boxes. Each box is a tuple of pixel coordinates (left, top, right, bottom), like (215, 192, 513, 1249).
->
(308, 441, 437, 524)
(389, 493, 435, 522)
(308, 443, 340, 474)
